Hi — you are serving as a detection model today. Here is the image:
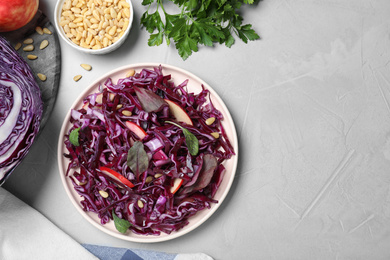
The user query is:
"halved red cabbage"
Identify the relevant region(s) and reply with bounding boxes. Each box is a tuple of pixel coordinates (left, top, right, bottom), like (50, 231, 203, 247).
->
(0, 36, 43, 185)
(64, 65, 234, 235)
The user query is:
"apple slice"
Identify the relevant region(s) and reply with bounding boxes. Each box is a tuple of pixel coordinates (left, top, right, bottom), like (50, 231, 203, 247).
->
(170, 178, 183, 194)
(164, 99, 193, 126)
(125, 121, 147, 140)
(99, 166, 135, 188)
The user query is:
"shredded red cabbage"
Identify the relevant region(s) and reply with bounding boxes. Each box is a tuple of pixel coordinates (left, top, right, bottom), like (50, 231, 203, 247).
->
(63, 65, 235, 235)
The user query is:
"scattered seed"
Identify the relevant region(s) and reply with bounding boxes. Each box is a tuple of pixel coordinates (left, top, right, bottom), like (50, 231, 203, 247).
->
(37, 73, 47, 81)
(27, 54, 38, 60)
(40, 40, 49, 50)
(205, 117, 216, 125)
(145, 176, 153, 183)
(80, 63, 92, 71)
(126, 69, 135, 77)
(121, 110, 132, 116)
(78, 180, 87, 185)
(35, 26, 44, 35)
(14, 42, 22, 50)
(154, 173, 163, 178)
(99, 190, 109, 198)
(23, 38, 34, 44)
(211, 132, 220, 139)
(73, 75, 82, 82)
(43, 28, 52, 35)
(23, 45, 34, 52)
(116, 104, 123, 109)
(137, 200, 144, 208)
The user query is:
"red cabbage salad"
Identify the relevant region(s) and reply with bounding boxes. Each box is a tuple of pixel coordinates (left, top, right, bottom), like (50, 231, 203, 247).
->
(63, 65, 235, 236)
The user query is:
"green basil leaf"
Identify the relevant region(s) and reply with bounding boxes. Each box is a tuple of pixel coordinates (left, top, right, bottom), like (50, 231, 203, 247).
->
(127, 141, 149, 175)
(112, 210, 131, 234)
(69, 127, 80, 146)
(182, 128, 199, 156)
(166, 121, 199, 156)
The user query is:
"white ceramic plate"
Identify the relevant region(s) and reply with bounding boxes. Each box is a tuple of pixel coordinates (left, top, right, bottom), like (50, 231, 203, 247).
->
(57, 63, 239, 243)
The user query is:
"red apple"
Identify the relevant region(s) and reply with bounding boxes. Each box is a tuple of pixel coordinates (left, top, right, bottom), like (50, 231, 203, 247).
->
(99, 166, 135, 188)
(170, 178, 183, 194)
(0, 0, 39, 32)
(164, 99, 193, 126)
(125, 121, 147, 140)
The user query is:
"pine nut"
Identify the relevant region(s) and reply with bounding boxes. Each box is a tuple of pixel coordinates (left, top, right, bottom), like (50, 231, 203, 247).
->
(211, 132, 220, 139)
(78, 180, 87, 185)
(14, 42, 22, 50)
(71, 28, 77, 36)
(36, 26, 44, 35)
(73, 17, 83, 23)
(72, 38, 80, 45)
(23, 38, 34, 44)
(108, 25, 117, 35)
(80, 63, 92, 71)
(27, 54, 38, 60)
(145, 176, 153, 183)
(71, 7, 81, 13)
(123, 7, 130, 18)
(205, 117, 216, 125)
(68, 22, 77, 28)
(122, 19, 129, 31)
(154, 173, 163, 178)
(110, 7, 117, 18)
(126, 69, 135, 77)
(99, 190, 109, 198)
(43, 28, 52, 34)
(121, 110, 132, 116)
(23, 45, 34, 51)
(73, 75, 82, 82)
(60, 20, 71, 27)
(63, 0, 72, 10)
(119, 1, 129, 8)
(37, 73, 47, 81)
(102, 37, 108, 47)
(137, 200, 144, 208)
(39, 40, 49, 50)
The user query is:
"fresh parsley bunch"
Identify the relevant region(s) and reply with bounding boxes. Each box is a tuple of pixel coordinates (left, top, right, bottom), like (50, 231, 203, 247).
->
(140, 0, 260, 60)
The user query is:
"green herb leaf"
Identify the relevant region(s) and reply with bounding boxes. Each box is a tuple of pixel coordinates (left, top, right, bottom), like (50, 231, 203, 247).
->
(69, 127, 80, 146)
(112, 210, 131, 234)
(140, 0, 259, 60)
(127, 141, 149, 175)
(166, 121, 199, 156)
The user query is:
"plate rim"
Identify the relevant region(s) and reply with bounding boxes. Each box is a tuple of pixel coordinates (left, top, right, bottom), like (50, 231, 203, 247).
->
(57, 63, 239, 243)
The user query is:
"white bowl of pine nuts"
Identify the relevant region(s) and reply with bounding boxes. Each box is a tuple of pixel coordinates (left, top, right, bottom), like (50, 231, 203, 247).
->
(54, 0, 133, 54)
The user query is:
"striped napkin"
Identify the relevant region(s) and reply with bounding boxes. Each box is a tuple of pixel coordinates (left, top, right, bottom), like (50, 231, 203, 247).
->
(83, 244, 213, 260)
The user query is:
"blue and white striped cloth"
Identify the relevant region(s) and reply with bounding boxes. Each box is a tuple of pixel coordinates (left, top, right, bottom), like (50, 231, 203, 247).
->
(83, 244, 213, 260)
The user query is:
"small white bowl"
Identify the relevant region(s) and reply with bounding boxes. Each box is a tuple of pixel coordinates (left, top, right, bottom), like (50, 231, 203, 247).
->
(54, 0, 133, 55)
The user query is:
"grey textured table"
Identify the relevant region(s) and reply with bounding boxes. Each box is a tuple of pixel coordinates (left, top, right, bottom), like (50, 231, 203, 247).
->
(4, 1, 390, 259)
